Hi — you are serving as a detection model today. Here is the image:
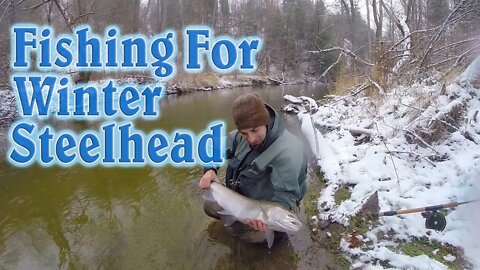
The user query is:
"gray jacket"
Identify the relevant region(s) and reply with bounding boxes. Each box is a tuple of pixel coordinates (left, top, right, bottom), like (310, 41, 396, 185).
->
(225, 105, 307, 210)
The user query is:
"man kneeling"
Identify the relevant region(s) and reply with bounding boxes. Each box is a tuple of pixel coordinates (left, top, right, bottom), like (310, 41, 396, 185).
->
(199, 93, 307, 244)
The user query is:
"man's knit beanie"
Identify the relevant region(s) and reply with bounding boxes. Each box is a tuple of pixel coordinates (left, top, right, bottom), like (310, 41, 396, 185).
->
(232, 93, 270, 130)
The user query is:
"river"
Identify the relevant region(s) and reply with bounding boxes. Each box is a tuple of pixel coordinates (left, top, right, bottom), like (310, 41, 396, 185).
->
(0, 84, 334, 270)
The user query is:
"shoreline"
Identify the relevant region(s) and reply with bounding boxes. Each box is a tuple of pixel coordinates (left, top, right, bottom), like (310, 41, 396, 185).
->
(0, 73, 317, 128)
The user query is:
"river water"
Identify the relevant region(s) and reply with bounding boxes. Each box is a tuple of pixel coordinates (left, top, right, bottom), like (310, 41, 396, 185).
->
(0, 84, 332, 270)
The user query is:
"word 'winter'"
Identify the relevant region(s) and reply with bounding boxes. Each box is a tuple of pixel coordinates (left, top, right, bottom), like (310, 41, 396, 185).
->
(12, 75, 163, 119)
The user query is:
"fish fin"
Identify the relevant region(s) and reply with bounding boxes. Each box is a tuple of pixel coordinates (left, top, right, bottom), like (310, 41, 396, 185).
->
(217, 209, 233, 215)
(266, 229, 275, 249)
(202, 191, 215, 202)
(218, 210, 236, 226)
(220, 215, 237, 226)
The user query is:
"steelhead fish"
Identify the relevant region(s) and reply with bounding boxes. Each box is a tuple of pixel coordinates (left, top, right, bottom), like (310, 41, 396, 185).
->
(203, 182, 303, 248)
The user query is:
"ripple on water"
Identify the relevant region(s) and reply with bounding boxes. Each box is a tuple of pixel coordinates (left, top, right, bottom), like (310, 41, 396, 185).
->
(0, 85, 332, 269)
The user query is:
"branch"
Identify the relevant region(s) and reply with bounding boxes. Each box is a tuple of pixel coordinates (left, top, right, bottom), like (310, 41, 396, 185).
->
(307, 47, 374, 66)
(313, 24, 335, 44)
(0, 0, 9, 7)
(0, 0, 12, 22)
(53, 0, 72, 32)
(380, 27, 439, 60)
(381, 121, 440, 154)
(350, 83, 369, 96)
(320, 53, 342, 78)
(386, 150, 436, 167)
(314, 121, 375, 137)
(380, 1, 404, 36)
(70, 11, 93, 25)
(443, 43, 480, 78)
(384, 53, 413, 62)
(375, 123, 400, 183)
(428, 42, 480, 70)
(324, 83, 370, 104)
(405, 129, 439, 154)
(368, 77, 385, 94)
(0, 0, 29, 23)
(419, 0, 468, 68)
(432, 38, 479, 55)
(22, 0, 52, 10)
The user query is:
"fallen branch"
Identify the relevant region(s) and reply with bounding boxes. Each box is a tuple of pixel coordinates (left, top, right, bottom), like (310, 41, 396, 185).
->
(350, 83, 370, 97)
(380, 121, 440, 154)
(368, 77, 385, 94)
(314, 121, 375, 137)
(326, 83, 369, 105)
(375, 123, 400, 183)
(268, 77, 283, 85)
(405, 129, 439, 154)
(386, 150, 436, 167)
(307, 47, 374, 67)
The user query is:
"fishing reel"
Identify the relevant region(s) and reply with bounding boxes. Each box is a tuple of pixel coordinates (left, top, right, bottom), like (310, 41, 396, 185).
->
(421, 211, 447, 231)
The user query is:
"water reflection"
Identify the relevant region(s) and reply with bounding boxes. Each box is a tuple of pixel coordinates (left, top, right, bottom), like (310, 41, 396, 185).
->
(0, 84, 328, 269)
(205, 221, 298, 270)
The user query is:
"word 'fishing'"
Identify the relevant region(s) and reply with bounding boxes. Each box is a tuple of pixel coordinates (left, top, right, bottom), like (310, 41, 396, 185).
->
(12, 25, 262, 78)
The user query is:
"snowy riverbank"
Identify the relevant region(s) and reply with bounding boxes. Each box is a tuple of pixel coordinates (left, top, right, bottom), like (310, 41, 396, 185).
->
(0, 73, 313, 128)
(291, 65, 480, 269)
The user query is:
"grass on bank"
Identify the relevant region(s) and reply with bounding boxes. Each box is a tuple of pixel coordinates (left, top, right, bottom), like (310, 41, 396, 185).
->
(398, 237, 468, 270)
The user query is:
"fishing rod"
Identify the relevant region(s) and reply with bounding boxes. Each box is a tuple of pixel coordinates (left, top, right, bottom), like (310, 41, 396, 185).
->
(376, 199, 480, 231)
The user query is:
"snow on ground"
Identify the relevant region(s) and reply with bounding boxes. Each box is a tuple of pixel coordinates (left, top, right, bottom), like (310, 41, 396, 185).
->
(0, 90, 19, 128)
(290, 72, 480, 268)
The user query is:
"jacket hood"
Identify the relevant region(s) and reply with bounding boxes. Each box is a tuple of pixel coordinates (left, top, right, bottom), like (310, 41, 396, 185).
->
(256, 104, 285, 153)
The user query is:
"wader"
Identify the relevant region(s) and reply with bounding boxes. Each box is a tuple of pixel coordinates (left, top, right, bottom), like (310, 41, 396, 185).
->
(204, 200, 297, 244)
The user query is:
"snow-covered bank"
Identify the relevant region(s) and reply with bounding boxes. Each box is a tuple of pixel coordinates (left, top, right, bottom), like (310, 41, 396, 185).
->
(0, 74, 314, 128)
(0, 90, 18, 128)
(166, 74, 312, 94)
(290, 68, 480, 268)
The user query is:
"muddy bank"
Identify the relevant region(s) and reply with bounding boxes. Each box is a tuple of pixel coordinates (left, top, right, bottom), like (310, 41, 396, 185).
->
(305, 165, 355, 270)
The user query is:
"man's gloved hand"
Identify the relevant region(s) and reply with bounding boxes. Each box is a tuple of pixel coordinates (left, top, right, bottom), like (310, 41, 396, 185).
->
(199, 169, 219, 190)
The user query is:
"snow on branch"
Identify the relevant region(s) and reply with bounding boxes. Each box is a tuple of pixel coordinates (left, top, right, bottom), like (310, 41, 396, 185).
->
(307, 47, 374, 67)
(419, 0, 469, 68)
